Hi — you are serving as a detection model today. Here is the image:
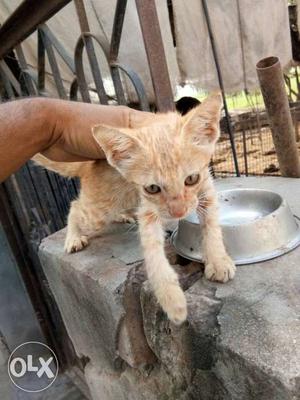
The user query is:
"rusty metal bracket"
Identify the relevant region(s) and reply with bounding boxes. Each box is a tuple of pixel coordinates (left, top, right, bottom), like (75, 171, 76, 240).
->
(0, 0, 72, 60)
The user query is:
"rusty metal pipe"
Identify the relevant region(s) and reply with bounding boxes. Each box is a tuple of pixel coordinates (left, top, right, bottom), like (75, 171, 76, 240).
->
(135, 0, 174, 111)
(256, 56, 300, 177)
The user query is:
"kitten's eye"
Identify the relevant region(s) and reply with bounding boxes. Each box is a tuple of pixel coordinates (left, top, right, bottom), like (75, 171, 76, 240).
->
(144, 184, 161, 194)
(185, 173, 200, 186)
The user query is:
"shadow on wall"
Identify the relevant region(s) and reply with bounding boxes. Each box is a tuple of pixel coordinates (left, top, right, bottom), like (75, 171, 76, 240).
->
(0, 224, 44, 351)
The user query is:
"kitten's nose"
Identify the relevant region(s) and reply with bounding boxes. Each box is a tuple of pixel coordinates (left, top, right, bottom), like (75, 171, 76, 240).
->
(171, 210, 186, 218)
(168, 203, 187, 218)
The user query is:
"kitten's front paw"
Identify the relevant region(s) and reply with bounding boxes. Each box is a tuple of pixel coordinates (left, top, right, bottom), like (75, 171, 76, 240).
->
(64, 235, 89, 253)
(157, 284, 187, 325)
(205, 254, 236, 283)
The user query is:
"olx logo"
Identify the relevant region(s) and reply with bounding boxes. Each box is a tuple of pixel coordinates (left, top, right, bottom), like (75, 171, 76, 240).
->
(8, 342, 58, 392)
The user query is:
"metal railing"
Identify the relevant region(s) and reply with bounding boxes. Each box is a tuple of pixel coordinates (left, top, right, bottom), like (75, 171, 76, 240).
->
(0, 0, 175, 111)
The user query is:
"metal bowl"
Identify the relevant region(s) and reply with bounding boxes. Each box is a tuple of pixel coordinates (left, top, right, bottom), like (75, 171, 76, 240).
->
(171, 188, 300, 265)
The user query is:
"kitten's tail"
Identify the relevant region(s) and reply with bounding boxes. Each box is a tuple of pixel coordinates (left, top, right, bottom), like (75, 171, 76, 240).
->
(32, 154, 83, 178)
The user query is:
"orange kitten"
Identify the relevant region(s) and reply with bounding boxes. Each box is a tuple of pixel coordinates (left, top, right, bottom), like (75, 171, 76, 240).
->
(34, 94, 236, 324)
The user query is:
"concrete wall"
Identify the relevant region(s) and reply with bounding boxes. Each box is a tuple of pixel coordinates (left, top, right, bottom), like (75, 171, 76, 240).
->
(39, 178, 300, 400)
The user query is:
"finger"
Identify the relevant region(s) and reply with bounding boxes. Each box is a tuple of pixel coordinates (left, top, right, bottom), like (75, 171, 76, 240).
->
(129, 109, 157, 128)
(41, 147, 96, 162)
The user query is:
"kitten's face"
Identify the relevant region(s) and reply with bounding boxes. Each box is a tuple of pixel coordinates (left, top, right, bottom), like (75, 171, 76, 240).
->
(127, 129, 211, 219)
(93, 94, 221, 220)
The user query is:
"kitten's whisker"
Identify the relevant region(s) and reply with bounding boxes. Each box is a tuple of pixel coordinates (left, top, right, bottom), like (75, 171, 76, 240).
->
(196, 205, 209, 217)
(197, 200, 210, 206)
(197, 205, 207, 213)
(197, 193, 209, 200)
(119, 207, 138, 213)
(125, 223, 138, 234)
(198, 198, 210, 203)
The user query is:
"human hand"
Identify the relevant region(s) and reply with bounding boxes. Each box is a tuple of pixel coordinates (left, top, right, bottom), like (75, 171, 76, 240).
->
(0, 97, 155, 182)
(41, 99, 156, 162)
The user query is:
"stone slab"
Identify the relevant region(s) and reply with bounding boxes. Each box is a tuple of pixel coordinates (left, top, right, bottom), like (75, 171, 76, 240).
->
(39, 225, 154, 370)
(39, 177, 300, 400)
(212, 247, 300, 398)
(140, 246, 300, 399)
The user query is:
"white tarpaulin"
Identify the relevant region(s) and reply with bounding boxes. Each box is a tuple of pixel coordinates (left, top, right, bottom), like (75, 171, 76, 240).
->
(172, 0, 292, 92)
(0, 0, 293, 100)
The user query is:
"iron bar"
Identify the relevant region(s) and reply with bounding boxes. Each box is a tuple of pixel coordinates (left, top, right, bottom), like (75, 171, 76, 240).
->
(110, 0, 128, 61)
(40, 30, 67, 99)
(242, 129, 249, 176)
(15, 45, 37, 96)
(0, 65, 15, 99)
(74, 0, 108, 104)
(0, 61, 21, 95)
(70, 78, 79, 101)
(38, 30, 46, 93)
(135, 0, 174, 111)
(110, 0, 128, 105)
(256, 56, 300, 177)
(39, 25, 75, 73)
(201, 0, 240, 177)
(111, 68, 127, 106)
(0, 0, 72, 60)
(236, 0, 247, 92)
(111, 62, 150, 111)
(74, 32, 109, 103)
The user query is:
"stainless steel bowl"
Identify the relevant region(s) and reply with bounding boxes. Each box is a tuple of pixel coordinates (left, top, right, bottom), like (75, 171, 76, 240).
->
(171, 188, 300, 265)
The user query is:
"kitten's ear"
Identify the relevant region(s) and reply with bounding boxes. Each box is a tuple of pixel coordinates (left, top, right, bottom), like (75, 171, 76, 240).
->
(92, 125, 139, 170)
(182, 93, 222, 148)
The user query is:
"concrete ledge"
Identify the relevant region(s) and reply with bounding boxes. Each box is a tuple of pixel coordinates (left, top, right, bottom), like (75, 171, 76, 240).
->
(39, 177, 300, 400)
(39, 225, 150, 370)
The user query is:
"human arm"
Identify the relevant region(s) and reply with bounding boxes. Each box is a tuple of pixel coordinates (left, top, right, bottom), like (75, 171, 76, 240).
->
(0, 97, 154, 182)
